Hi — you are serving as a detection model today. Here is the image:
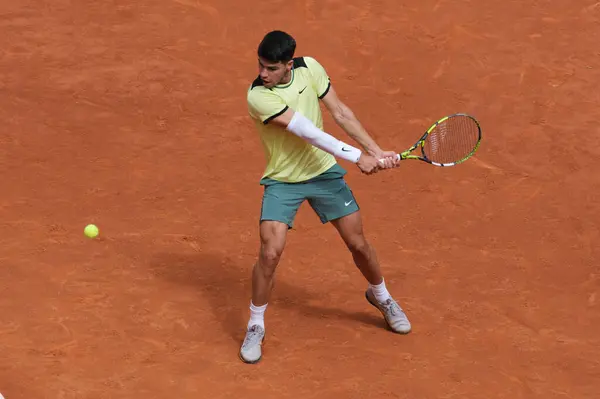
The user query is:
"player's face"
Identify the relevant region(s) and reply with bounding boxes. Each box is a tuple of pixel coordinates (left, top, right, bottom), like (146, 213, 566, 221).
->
(258, 58, 292, 88)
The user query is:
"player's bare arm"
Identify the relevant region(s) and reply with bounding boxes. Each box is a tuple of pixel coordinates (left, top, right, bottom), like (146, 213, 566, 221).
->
(321, 86, 399, 169)
(268, 108, 382, 175)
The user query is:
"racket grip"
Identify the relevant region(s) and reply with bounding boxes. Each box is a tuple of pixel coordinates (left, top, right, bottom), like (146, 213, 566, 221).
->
(378, 153, 401, 163)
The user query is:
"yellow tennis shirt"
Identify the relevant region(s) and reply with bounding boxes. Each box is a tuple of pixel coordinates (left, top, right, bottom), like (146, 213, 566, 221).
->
(247, 56, 337, 183)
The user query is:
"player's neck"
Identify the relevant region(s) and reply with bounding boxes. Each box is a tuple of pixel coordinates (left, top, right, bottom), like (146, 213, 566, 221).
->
(278, 69, 292, 86)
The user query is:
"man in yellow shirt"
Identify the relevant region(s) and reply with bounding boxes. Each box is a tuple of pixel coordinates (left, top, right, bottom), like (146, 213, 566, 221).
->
(240, 30, 411, 364)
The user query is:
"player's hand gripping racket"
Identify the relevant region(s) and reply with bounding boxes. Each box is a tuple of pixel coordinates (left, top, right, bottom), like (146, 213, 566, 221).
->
(380, 113, 482, 167)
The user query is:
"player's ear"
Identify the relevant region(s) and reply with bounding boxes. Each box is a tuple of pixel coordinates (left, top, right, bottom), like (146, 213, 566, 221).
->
(285, 59, 293, 71)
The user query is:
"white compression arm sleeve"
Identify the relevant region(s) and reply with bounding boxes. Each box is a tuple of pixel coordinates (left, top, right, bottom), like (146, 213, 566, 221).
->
(286, 111, 362, 163)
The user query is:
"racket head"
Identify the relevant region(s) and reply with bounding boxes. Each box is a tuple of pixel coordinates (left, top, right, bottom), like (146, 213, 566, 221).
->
(416, 113, 482, 166)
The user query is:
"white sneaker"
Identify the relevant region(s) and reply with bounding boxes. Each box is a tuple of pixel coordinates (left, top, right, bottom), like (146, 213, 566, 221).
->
(366, 288, 412, 334)
(239, 324, 265, 364)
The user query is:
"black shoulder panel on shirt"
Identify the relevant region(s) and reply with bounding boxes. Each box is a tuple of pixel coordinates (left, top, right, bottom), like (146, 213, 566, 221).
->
(251, 76, 263, 89)
(293, 57, 307, 69)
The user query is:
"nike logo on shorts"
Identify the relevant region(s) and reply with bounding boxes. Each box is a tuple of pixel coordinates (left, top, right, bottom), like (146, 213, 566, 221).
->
(345, 200, 353, 206)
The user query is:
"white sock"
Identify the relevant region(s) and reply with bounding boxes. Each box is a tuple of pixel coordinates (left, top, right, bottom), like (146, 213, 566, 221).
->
(248, 301, 267, 330)
(369, 278, 391, 303)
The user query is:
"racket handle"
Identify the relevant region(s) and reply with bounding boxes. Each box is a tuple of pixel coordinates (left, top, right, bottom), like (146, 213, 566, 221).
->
(378, 153, 401, 163)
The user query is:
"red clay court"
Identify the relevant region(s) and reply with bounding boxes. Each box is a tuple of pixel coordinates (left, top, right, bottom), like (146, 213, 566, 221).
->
(1, 0, 599, 398)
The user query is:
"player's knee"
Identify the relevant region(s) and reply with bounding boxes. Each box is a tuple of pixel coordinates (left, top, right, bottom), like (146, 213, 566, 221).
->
(259, 246, 283, 272)
(347, 236, 370, 256)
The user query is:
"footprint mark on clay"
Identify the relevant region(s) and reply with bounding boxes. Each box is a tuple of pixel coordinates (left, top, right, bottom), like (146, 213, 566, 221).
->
(432, 60, 449, 80)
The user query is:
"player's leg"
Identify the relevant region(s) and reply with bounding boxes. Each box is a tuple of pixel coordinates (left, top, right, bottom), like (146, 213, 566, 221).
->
(307, 174, 382, 284)
(308, 172, 411, 334)
(330, 210, 383, 285)
(251, 220, 288, 310)
(331, 210, 411, 334)
(240, 182, 303, 364)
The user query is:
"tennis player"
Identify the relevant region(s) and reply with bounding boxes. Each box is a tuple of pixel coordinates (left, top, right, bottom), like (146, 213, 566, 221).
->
(240, 30, 411, 364)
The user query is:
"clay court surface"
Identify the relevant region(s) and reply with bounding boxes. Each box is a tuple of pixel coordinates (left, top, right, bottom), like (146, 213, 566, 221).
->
(1, 0, 599, 397)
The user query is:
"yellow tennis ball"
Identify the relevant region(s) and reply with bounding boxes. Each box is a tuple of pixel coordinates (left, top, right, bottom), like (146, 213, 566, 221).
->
(84, 224, 99, 238)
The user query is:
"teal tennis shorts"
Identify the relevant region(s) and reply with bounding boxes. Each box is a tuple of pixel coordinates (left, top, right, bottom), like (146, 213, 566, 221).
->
(259, 164, 360, 228)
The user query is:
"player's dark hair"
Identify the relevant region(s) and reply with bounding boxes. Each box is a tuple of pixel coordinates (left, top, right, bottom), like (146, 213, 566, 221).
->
(257, 30, 296, 63)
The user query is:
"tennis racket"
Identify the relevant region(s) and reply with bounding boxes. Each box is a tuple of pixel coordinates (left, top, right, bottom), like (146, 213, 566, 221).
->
(380, 113, 482, 167)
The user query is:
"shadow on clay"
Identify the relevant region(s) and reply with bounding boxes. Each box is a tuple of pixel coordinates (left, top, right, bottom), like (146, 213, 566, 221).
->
(149, 250, 386, 343)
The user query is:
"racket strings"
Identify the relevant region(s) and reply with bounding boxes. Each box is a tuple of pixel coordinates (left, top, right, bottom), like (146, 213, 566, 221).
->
(423, 116, 480, 164)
